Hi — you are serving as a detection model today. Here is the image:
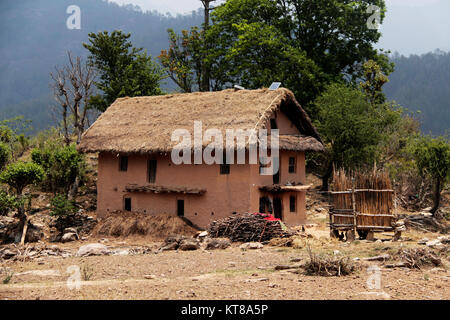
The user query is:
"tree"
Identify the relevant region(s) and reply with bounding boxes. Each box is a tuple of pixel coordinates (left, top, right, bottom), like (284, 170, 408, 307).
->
(314, 83, 401, 190)
(83, 31, 165, 111)
(205, 0, 393, 111)
(31, 143, 85, 198)
(360, 59, 389, 105)
(0, 142, 9, 170)
(410, 136, 450, 216)
(0, 162, 44, 244)
(159, 28, 204, 93)
(159, 1, 221, 93)
(50, 52, 97, 145)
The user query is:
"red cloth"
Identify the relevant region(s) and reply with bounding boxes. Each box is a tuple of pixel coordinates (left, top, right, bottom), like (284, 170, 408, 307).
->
(253, 212, 281, 221)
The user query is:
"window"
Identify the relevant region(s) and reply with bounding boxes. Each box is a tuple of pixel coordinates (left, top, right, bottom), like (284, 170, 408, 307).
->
(289, 195, 296, 212)
(177, 200, 184, 217)
(148, 159, 157, 183)
(270, 118, 277, 130)
(288, 157, 296, 173)
(124, 198, 132, 211)
(220, 163, 230, 174)
(119, 156, 128, 171)
(220, 151, 230, 175)
(273, 158, 280, 184)
(259, 197, 266, 213)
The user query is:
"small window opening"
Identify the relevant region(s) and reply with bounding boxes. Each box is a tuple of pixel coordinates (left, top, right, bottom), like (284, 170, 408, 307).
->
(148, 159, 157, 183)
(124, 198, 132, 211)
(119, 156, 128, 171)
(270, 118, 278, 130)
(177, 200, 184, 217)
(220, 151, 230, 175)
(289, 195, 296, 212)
(288, 157, 296, 173)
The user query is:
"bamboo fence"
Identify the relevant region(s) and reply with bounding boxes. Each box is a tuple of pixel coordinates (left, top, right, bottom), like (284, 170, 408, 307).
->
(329, 168, 395, 233)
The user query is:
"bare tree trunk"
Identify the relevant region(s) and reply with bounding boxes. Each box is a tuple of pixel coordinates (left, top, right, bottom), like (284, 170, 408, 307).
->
(68, 176, 80, 201)
(200, 0, 216, 92)
(430, 178, 442, 216)
(320, 162, 333, 191)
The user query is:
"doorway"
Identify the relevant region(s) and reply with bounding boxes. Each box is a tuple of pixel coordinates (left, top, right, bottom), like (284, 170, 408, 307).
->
(177, 199, 184, 217)
(273, 197, 282, 219)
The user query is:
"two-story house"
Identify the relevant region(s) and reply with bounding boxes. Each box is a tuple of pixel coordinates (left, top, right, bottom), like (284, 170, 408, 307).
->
(78, 88, 323, 228)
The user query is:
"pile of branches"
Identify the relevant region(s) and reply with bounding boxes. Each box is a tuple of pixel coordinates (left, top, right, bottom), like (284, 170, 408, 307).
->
(395, 248, 442, 269)
(401, 214, 448, 234)
(304, 246, 357, 277)
(207, 213, 293, 242)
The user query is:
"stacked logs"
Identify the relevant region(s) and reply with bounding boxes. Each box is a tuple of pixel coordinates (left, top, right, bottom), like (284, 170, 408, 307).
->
(207, 213, 293, 242)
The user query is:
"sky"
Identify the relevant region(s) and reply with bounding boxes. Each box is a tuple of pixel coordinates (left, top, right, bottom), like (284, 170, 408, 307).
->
(109, 0, 450, 55)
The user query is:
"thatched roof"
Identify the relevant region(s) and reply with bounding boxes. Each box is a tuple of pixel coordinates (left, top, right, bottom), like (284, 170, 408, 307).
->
(78, 88, 323, 154)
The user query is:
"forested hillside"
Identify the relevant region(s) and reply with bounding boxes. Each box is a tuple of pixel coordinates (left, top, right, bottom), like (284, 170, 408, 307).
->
(0, 0, 448, 135)
(0, 0, 202, 132)
(384, 50, 450, 135)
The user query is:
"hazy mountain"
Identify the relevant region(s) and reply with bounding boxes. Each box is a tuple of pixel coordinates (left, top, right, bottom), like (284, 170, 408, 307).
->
(0, 0, 202, 132)
(0, 0, 448, 135)
(383, 50, 450, 135)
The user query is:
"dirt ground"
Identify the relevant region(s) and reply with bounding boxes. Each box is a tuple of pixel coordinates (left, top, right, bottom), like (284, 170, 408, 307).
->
(1, 225, 449, 300)
(0, 173, 448, 300)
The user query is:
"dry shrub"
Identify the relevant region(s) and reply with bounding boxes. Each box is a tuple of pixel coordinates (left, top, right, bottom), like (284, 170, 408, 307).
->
(304, 246, 357, 276)
(395, 248, 442, 269)
(93, 212, 199, 240)
(268, 237, 293, 247)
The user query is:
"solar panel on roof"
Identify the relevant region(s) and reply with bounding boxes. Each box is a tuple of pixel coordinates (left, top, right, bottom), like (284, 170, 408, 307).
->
(269, 82, 281, 90)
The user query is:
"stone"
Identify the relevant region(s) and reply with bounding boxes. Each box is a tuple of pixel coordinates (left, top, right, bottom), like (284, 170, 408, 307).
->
(205, 238, 231, 250)
(426, 239, 443, 247)
(144, 274, 156, 279)
(437, 236, 450, 244)
(239, 242, 263, 250)
(363, 254, 390, 261)
(198, 231, 208, 238)
(61, 232, 78, 243)
(64, 227, 78, 234)
(77, 243, 109, 256)
(274, 265, 291, 270)
(160, 241, 179, 251)
(178, 239, 200, 251)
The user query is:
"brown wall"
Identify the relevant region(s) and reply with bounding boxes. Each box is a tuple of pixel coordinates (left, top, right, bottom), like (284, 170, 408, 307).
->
(96, 112, 307, 228)
(97, 150, 307, 228)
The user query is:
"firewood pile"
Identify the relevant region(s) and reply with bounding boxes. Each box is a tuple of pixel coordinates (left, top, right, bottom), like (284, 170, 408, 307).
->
(207, 213, 293, 242)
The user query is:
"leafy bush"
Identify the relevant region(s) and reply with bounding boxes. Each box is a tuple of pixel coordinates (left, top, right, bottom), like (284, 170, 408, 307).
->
(0, 162, 44, 195)
(50, 194, 76, 217)
(0, 142, 10, 170)
(32, 143, 86, 194)
(0, 190, 17, 216)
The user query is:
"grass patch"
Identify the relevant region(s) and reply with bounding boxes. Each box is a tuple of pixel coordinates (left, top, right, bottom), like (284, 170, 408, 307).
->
(81, 264, 94, 281)
(1, 268, 14, 284)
